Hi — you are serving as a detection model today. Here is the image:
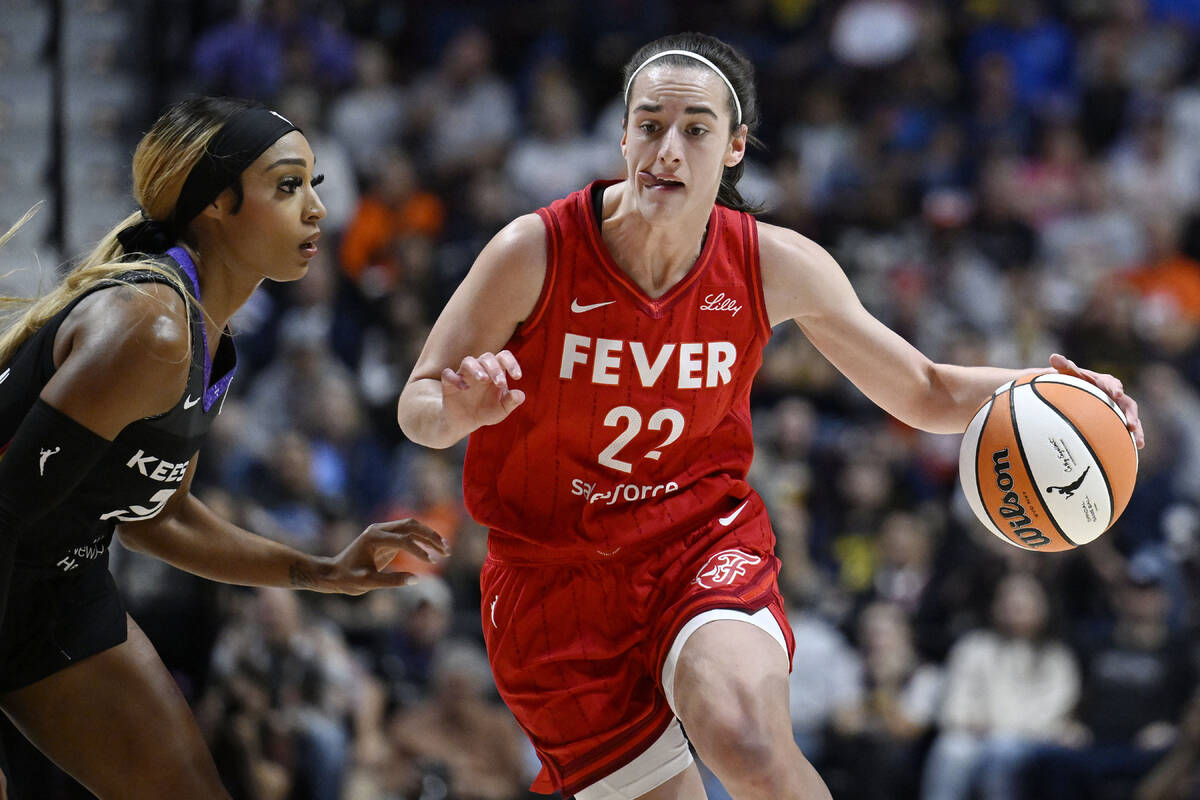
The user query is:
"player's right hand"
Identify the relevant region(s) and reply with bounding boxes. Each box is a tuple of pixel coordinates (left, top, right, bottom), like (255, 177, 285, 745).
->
(441, 350, 525, 432)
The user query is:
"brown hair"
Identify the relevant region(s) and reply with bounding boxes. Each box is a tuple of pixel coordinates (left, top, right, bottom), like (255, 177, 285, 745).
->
(622, 33, 762, 214)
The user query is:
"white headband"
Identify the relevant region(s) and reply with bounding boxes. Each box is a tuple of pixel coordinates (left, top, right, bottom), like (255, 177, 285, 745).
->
(623, 49, 743, 126)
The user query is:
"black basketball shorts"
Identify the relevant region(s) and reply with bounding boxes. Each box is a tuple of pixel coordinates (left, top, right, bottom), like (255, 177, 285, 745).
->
(0, 564, 128, 692)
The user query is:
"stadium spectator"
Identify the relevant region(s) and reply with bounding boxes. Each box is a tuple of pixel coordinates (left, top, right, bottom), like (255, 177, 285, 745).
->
(1022, 551, 1197, 800)
(22, 3, 1199, 796)
(920, 573, 1079, 800)
(190, 0, 356, 101)
(826, 602, 944, 800)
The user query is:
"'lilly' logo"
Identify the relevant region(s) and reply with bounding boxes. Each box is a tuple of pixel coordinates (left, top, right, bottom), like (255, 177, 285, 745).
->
(700, 292, 742, 317)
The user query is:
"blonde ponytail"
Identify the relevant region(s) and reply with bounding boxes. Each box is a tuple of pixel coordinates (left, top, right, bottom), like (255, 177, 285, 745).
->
(0, 97, 260, 367)
(0, 208, 192, 366)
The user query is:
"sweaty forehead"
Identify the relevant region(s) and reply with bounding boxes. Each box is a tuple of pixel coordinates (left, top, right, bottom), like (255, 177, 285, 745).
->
(629, 64, 731, 112)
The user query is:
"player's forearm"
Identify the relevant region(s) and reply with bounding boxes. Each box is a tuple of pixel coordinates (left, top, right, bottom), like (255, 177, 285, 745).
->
(117, 494, 333, 590)
(916, 363, 1049, 434)
(799, 310, 1049, 435)
(396, 378, 468, 449)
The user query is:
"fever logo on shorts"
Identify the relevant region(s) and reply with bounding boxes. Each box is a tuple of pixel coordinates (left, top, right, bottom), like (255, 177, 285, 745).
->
(694, 549, 762, 588)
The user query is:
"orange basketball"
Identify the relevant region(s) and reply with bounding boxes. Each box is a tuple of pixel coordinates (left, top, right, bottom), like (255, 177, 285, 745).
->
(958, 374, 1138, 551)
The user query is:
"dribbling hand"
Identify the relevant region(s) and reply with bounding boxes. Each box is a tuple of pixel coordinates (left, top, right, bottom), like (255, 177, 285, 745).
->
(318, 519, 450, 595)
(441, 350, 525, 433)
(1050, 353, 1144, 449)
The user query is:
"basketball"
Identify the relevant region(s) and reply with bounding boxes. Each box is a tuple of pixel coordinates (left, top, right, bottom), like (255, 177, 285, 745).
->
(959, 374, 1138, 551)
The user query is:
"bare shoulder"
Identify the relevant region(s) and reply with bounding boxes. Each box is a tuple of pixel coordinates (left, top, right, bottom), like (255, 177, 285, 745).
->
(755, 221, 852, 326)
(479, 213, 547, 282)
(492, 212, 547, 252)
(460, 212, 548, 322)
(756, 221, 838, 274)
(405, 213, 549, 384)
(45, 280, 192, 434)
(59, 280, 191, 368)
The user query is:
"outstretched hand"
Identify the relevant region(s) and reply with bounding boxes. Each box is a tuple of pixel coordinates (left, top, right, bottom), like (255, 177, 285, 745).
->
(441, 349, 525, 433)
(317, 518, 450, 595)
(1050, 353, 1144, 449)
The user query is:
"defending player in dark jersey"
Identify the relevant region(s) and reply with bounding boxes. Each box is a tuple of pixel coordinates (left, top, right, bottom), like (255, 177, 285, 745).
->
(398, 33, 1143, 800)
(0, 97, 447, 800)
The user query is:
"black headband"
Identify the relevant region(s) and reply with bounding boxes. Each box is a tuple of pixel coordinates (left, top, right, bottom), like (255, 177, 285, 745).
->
(117, 106, 299, 256)
(174, 106, 300, 227)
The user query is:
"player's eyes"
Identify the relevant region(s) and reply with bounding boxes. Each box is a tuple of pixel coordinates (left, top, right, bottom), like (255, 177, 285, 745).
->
(279, 174, 323, 193)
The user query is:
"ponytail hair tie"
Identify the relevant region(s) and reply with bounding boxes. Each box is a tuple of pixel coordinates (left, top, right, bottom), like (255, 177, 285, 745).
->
(116, 217, 177, 255)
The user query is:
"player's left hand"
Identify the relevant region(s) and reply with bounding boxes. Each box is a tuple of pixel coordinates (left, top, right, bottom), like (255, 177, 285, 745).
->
(318, 518, 450, 595)
(1050, 353, 1144, 449)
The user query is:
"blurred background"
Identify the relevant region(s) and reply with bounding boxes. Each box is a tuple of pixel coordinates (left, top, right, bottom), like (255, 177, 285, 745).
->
(2, 0, 1200, 798)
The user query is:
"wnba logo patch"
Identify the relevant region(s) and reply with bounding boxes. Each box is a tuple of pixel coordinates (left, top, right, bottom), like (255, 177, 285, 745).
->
(695, 549, 762, 588)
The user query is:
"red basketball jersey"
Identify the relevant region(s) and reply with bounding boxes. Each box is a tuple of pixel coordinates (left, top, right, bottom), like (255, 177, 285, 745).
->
(463, 181, 772, 560)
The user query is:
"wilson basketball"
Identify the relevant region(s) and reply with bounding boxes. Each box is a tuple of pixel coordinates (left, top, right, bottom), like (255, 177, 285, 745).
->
(958, 374, 1138, 551)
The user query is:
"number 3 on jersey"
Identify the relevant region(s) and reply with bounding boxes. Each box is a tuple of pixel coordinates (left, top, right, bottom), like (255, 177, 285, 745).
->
(598, 406, 686, 473)
(99, 488, 176, 522)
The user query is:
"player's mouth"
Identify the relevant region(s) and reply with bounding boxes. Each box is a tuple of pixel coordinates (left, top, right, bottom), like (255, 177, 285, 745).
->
(299, 231, 320, 258)
(638, 171, 685, 191)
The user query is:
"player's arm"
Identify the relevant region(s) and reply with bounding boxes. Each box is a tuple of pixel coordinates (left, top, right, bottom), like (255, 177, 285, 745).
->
(758, 223, 1143, 444)
(44, 282, 193, 434)
(0, 284, 192, 627)
(4, 282, 193, 521)
(397, 213, 546, 449)
(116, 458, 448, 594)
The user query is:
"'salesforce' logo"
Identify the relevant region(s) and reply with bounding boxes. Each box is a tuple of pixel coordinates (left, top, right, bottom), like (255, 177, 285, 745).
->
(991, 449, 1050, 548)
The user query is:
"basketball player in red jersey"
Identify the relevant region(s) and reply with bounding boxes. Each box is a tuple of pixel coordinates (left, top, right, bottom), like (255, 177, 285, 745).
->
(398, 33, 1143, 800)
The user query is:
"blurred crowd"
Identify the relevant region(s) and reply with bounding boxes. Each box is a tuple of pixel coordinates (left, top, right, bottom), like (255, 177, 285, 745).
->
(41, 0, 1200, 797)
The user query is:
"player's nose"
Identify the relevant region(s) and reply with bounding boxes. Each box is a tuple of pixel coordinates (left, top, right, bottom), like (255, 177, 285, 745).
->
(657, 126, 683, 165)
(306, 188, 326, 221)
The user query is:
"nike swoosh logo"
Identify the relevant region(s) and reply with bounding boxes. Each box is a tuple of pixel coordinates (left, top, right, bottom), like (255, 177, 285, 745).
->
(719, 501, 750, 527)
(571, 298, 615, 313)
(183, 395, 201, 410)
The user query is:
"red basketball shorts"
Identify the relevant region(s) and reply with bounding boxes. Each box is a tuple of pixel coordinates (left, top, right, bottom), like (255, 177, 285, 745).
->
(479, 494, 795, 797)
